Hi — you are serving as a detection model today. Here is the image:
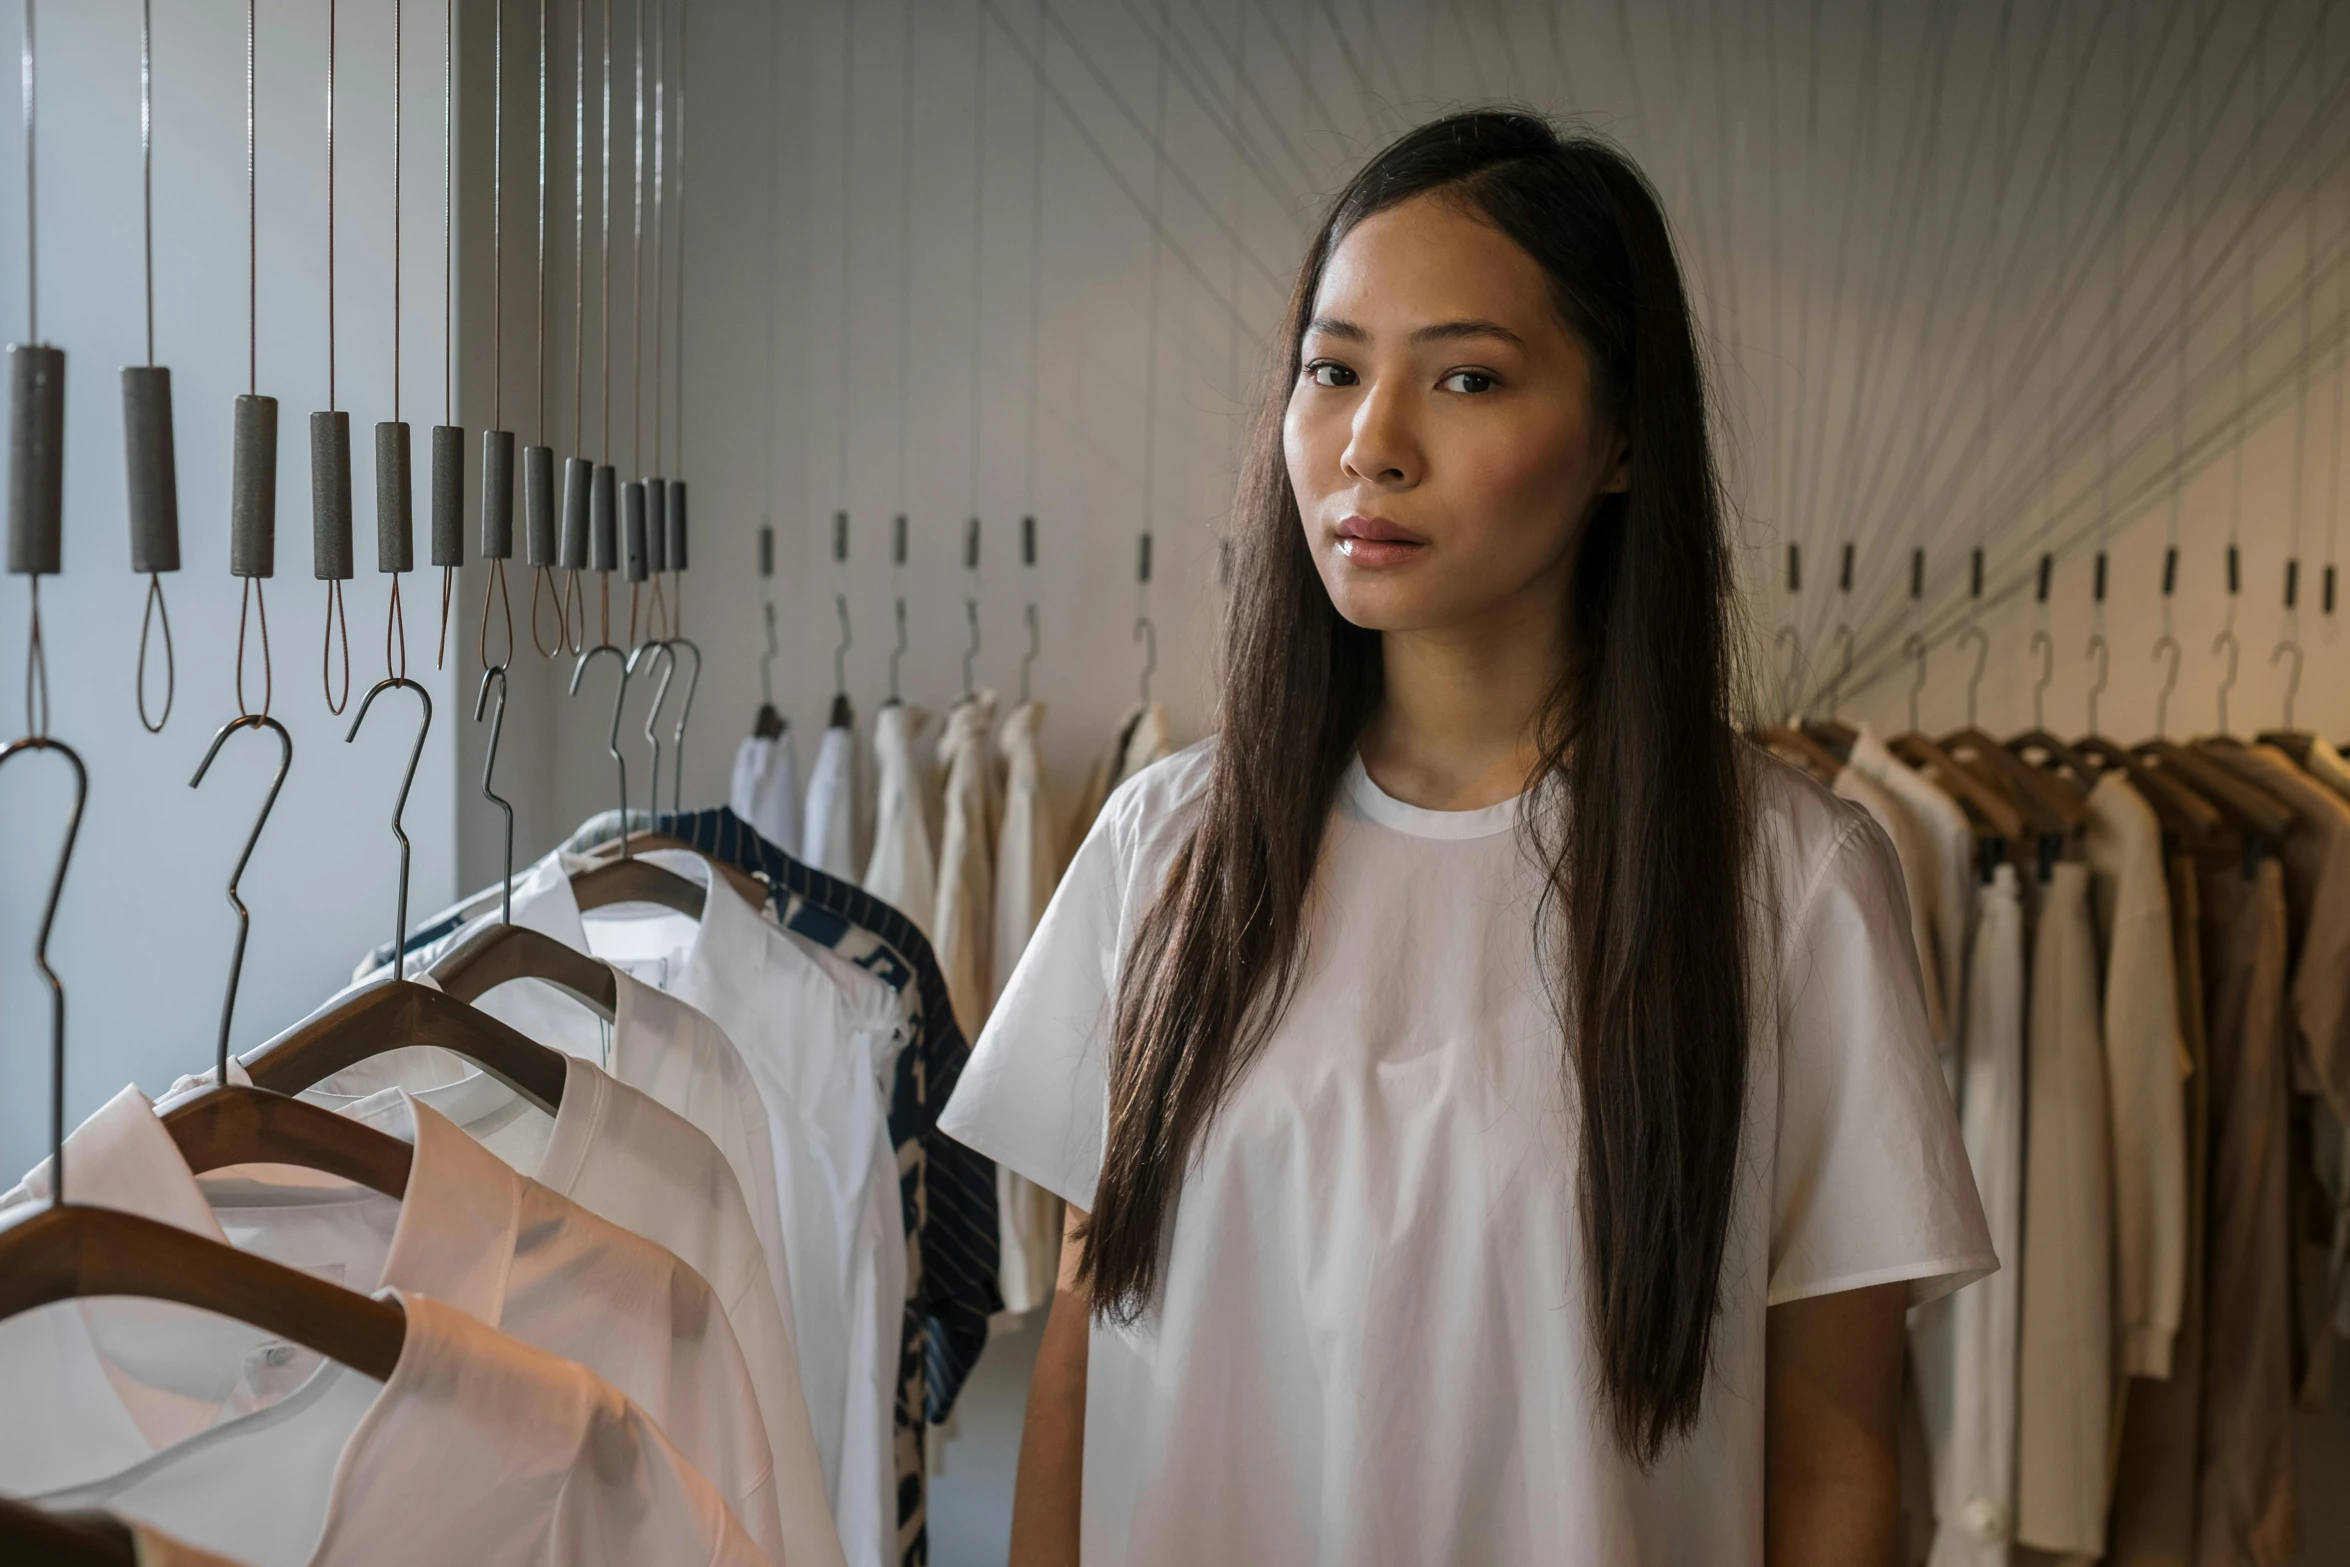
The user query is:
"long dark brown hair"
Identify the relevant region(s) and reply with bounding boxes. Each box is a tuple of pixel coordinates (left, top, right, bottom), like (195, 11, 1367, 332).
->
(1082, 111, 1751, 1466)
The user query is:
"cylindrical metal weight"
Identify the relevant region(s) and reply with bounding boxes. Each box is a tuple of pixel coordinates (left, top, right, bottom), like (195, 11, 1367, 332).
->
(230, 394, 279, 578)
(310, 410, 355, 581)
(375, 422, 414, 574)
(590, 464, 617, 572)
(522, 444, 556, 567)
(645, 479, 668, 574)
(478, 428, 515, 559)
(560, 457, 591, 569)
(622, 480, 649, 582)
(7, 344, 65, 576)
(431, 425, 464, 568)
(122, 366, 181, 574)
(665, 481, 687, 571)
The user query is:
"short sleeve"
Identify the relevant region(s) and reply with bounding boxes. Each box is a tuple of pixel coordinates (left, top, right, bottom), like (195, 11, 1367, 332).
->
(937, 792, 1127, 1210)
(1766, 816, 1995, 1307)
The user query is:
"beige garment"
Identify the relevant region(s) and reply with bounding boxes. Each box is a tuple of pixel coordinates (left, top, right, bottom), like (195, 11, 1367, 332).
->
(865, 703, 938, 938)
(1068, 701, 1172, 847)
(2194, 852, 2300, 1566)
(1919, 865, 2026, 1567)
(2014, 862, 2115, 1556)
(1850, 725, 1971, 1053)
(2084, 774, 2191, 1378)
(134, 1523, 251, 1566)
(1835, 765, 1950, 1046)
(2302, 734, 2350, 800)
(2201, 743, 2350, 1124)
(933, 691, 999, 1040)
(993, 699, 1068, 1318)
(2106, 857, 2212, 1566)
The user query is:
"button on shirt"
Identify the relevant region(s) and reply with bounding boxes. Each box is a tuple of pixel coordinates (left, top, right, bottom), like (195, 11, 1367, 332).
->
(32, 1289, 765, 1567)
(0, 1086, 786, 1567)
(942, 744, 1993, 1566)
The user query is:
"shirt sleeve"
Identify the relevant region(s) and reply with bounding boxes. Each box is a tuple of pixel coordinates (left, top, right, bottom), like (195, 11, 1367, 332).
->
(937, 789, 1127, 1211)
(1767, 815, 1996, 1307)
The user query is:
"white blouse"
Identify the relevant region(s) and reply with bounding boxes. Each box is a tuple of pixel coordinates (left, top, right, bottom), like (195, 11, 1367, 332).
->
(940, 742, 1993, 1566)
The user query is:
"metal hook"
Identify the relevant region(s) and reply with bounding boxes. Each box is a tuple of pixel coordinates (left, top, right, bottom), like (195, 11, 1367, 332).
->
(1958, 625, 1990, 728)
(0, 735, 88, 1201)
(1020, 604, 1040, 706)
(475, 665, 514, 927)
(2084, 634, 2109, 735)
(634, 642, 679, 820)
(888, 598, 908, 703)
(1826, 623, 1853, 720)
(2271, 640, 2303, 729)
(2151, 634, 2181, 738)
(664, 637, 702, 811)
(832, 594, 852, 697)
(2029, 630, 2053, 730)
(344, 678, 433, 983)
(188, 714, 293, 1080)
(570, 642, 633, 857)
(760, 601, 778, 708)
(1134, 615, 1157, 703)
(1904, 633, 1928, 733)
(1773, 624, 1802, 723)
(2211, 628, 2240, 735)
(962, 599, 980, 694)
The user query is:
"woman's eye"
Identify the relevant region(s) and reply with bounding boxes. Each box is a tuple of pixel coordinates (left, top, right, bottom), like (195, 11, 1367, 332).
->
(1304, 361, 1358, 389)
(1440, 370, 1496, 394)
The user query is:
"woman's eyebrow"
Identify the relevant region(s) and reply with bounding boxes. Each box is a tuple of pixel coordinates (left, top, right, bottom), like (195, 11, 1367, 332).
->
(1304, 315, 1370, 342)
(1410, 319, 1525, 347)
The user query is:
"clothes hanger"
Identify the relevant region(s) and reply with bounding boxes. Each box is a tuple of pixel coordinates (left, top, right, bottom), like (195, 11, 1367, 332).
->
(829, 591, 854, 729)
(158, 712, 412, 1197)
(566, 637, 708, 913)
(661, 635, 702, 809)
(240, 680, 570, 1113)
(1887, 633, 2025, 842)
(0, 733, 406, 1382)
(2006, 629, 2100, 787)
(1936, 627, 2084, 837)
(427, 670, 619, 1017)
(2127, 629, 2297, 840)
(755, 600, 785, 739)
(2066, 633, 2225, 841)
(2255, 633, 2309, 759)
(0, 1495, 136, 1566)
(1799, 618, 1859, 760)
(1756, 624, 1845, 782)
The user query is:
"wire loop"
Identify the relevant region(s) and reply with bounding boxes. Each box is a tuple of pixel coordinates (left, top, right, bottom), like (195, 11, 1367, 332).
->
(136, 572, 176, 733)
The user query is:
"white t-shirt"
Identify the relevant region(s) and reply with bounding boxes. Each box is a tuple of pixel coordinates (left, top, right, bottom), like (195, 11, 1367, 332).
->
(31, 1290, 764, 1567)
(940, 742, 1994, 1566)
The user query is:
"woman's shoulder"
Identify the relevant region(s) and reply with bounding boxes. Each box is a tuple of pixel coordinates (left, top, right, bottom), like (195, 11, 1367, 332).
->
(1738, 739, 1903, 938)
(1098, 736, 1218, 847)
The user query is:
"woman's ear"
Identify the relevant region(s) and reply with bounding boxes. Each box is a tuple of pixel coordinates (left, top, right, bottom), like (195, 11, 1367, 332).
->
(1599, 426, 1632, 495)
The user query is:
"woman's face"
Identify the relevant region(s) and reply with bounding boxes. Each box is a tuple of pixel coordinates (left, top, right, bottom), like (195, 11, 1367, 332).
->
(1284, 193, 1626, 637)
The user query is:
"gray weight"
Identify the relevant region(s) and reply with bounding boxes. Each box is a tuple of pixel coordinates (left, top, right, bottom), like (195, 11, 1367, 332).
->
(431, 425, 463, 567)
(522, 444, 555, 566)
(230, 394, 278, 578)
(591, 463, 617, 572)
(478, 428, 515, 559)
(665, 481, 687, 571)
(375, 421, 413, 574)
(622, 480, 649, 582)
(309, 410, 354, 581)
(645, 479, 668, 574)
(122, 366, 181, 574)
(7, 344, 65, 576)
(560, 456, 591, 569)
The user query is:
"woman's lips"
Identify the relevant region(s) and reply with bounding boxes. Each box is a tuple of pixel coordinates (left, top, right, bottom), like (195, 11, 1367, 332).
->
(1335, 515, 1426, 568)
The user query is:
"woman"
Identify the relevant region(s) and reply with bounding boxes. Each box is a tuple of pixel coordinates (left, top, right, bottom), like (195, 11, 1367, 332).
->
(940, 111, 1992, 1566)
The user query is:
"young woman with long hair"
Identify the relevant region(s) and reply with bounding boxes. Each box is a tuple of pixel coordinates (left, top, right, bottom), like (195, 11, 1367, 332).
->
(941, 110, 1991, 1566)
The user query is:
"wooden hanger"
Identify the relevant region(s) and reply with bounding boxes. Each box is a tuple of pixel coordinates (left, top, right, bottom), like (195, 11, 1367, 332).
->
(2132, 740, 2296, 841)
(0, 1201, 405, 1380)
(0, 1495, 136, 1566)
(2007, 728, 2100, 793)
(572, 850, 714, 917)
(1759, 726, 1846, 785)
(159, 1086, 413, 1197)
(2256, 729, 2314, 766)
(1802, 717, 1858, 763)
(2072, 735, 2225, 842)
(578, 831, 769, 910)
(243, 979, 568, 1116)
(1941, 726, 2085, 835)
(429, 920, 618, 1017)
(1889, 730, 2026, 842)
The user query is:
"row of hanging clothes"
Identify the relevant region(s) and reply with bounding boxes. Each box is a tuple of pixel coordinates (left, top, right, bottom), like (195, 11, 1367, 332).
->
(726, 526, 1175, 1324)
(1757, 589, 2347, 1567)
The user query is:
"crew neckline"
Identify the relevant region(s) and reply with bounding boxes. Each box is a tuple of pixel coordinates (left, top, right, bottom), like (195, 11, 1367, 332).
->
(1342, 756, 1524, 840)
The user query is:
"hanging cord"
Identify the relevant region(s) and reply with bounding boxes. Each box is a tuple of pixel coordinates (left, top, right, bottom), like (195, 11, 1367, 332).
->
(671, 0, 687, 631)
(1136, 0, 1170, 641)
(1022, 0, 1042, 510)
(388, 0, 407, 676)
(895, 0, 911, 535)
(22, 0, 35, 342)
(24, 580, 46, 740)
(835, 0, 853, 548)
(968, 8, 985, 544)
(134, 0, 174, 733)
(573, 0, 587, 461)
(479, 556, 514, 670)
(651, 0, 664, 482)
(231, 0, 271, 721)
(320, 0, 350, 714)
(631, 0, 644, 480)
(437, 0, 454, 666)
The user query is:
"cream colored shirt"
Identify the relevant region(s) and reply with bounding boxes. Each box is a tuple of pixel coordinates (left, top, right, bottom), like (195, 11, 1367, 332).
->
(1848, 725, 1971, 1055)
(865, 703, 938, 938)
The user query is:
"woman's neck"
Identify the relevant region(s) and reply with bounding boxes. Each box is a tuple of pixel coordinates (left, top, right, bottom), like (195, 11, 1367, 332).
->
(1357, 589, 1569, 813)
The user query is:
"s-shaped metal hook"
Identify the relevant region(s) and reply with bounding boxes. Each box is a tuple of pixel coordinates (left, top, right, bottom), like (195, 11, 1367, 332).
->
(0, 734, 88, 1199)
(344, 678, 433, 982)
(475, 665, 515, 927)
(2084, 634, 2109, 736)
(1958, 625, 1990, 728)
(635, 642, 679, 820)
(2272, 638, 2303, 730)
(2029, 630, 2053, 731)
(2211, 628, 2240, 735)
(188, 713, 293, 1077)
(1904, 633, 1928, 733)
(2151, 634, 2181, 739)
(571, 642, 634, 857)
